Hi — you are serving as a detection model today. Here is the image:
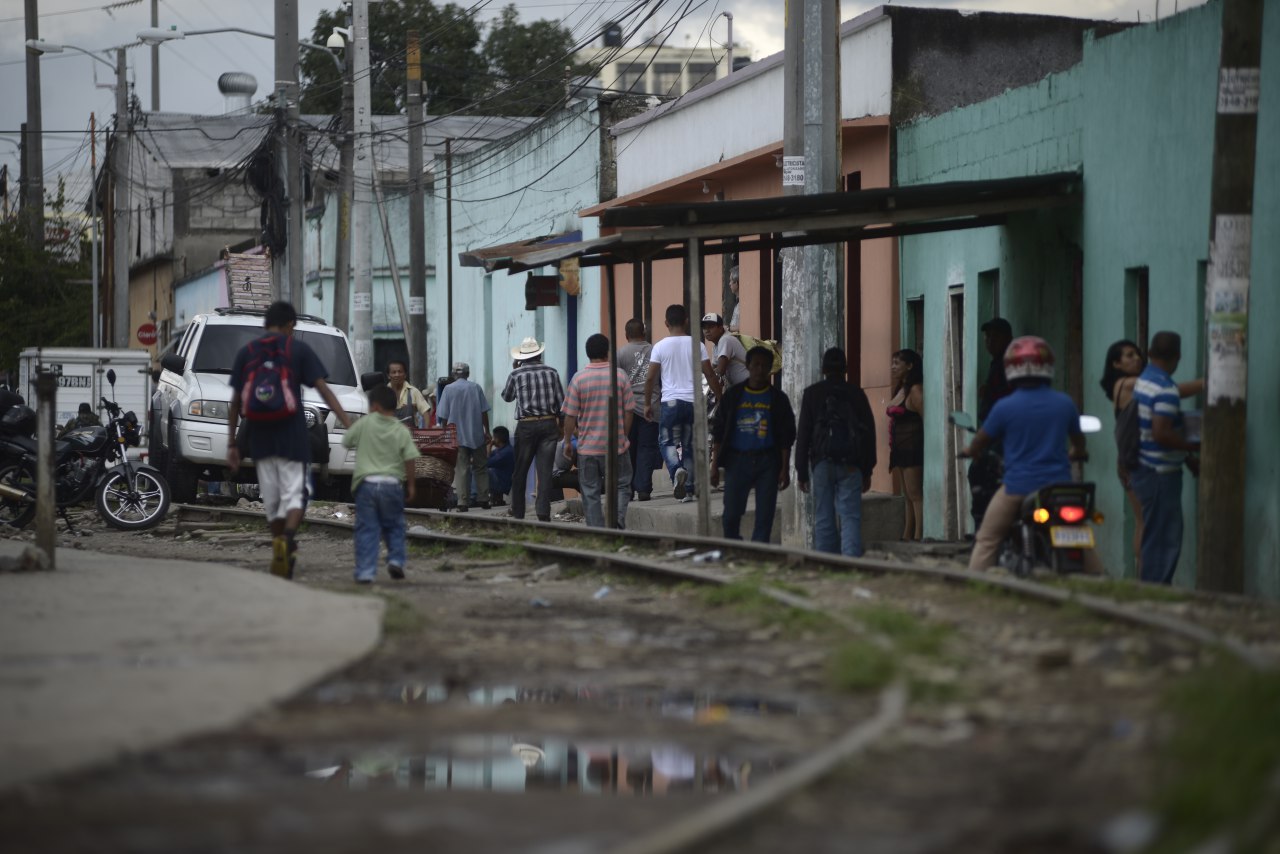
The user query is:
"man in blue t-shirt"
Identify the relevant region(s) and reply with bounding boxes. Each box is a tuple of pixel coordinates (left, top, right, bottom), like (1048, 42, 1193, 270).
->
(709, 347, 796, 542)
(960, 336, 1096, 573)
(1132, 331, 1199, 584)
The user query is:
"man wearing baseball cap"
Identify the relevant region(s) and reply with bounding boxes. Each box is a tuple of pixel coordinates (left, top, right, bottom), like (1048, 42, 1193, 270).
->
(702, 312, 750, 391)
(436, 361, 491, 511)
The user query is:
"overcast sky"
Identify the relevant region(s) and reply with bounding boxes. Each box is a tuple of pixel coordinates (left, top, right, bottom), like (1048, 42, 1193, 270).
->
(1, 0, 1204, 216)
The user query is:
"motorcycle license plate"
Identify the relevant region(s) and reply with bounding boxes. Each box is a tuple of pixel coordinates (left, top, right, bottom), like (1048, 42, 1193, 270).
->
(1050, 526, 1094, 549)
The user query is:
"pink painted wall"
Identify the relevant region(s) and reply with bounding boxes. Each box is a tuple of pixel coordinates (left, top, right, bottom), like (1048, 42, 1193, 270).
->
(599, 120, 898, 492)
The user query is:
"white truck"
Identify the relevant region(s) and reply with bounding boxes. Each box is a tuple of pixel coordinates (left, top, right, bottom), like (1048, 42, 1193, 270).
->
(150, 307, 370, 502)
(18, 348, 154, 441)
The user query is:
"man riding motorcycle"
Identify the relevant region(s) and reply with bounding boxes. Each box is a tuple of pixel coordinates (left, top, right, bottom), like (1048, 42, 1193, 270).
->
(959, 336, 1101, 574)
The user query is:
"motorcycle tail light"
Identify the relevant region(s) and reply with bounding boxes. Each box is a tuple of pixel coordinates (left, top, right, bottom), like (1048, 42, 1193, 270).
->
(1032, 508, 1051, 524)
(1058, 505, 1086, 523)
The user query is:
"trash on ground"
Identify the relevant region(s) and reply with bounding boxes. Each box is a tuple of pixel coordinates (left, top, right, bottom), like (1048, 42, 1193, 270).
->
(529, 597, 552, 608)
(692, 550, 723, 563)
(593, 586, 612, 600)
(668, 548, 697, 558)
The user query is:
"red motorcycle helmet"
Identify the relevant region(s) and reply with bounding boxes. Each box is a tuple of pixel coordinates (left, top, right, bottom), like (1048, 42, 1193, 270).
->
(1004, 335, 1055, 382)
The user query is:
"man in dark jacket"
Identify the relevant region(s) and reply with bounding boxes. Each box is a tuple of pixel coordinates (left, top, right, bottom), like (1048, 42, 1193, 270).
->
(795, 348, 877, 557)
(709, 346, 796, 542)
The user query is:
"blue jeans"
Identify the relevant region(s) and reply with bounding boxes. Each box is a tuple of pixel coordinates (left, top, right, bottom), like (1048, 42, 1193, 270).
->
(722, 449, 780, 542)
(659, 400, 696, 493)
(578, 453, 633, 529)
(628, 415, 661, 495)
(812, 461, 863, 557)
(354, 479, 406, 581)
(1131, 466, 1183, 584)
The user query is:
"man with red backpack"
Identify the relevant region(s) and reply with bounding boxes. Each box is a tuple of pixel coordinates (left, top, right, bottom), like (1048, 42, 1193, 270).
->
(227, 302, 353, 579)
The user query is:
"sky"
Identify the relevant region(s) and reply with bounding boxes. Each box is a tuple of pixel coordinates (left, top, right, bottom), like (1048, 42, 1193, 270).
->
(1, 0, 1206, 219)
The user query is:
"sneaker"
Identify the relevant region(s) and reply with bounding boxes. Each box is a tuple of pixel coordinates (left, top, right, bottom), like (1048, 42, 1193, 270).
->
(457, 505, 469, 513)
(388, 563, 405, 580)
(680, 495, 694, 504)
(637, 492, 651, 501)
(479, 502, 491, 510)
(269, 537, 290, 579)
(287, 539, 298, 580)
(673, 469, 688, 500)
(355, 577, 373, 586)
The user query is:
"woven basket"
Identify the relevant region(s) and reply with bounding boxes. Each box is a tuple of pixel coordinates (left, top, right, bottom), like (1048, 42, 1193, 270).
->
(415, 455, 454, 483)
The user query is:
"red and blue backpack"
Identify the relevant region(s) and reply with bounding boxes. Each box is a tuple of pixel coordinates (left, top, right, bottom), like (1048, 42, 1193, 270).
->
(240, 335, 299, 422)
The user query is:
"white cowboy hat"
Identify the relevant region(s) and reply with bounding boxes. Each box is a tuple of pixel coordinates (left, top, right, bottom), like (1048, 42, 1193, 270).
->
(510, 337, 546, 360)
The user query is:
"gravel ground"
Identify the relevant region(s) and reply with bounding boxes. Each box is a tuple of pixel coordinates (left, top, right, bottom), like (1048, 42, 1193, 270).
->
(1, 503, 1277, 853)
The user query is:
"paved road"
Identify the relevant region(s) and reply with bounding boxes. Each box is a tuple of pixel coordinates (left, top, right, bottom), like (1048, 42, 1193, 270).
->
(0, 539, 383, 790)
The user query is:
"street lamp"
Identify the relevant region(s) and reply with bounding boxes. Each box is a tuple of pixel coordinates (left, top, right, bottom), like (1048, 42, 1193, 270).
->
(137, 27, 346, 75)
(25, 38, 129, 350)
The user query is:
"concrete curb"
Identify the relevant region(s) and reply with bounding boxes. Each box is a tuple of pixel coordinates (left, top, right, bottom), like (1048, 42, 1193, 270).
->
(0, 541, 384, 790)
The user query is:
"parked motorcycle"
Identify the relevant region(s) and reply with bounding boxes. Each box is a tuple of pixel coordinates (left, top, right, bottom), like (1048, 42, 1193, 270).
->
(950, 410, 1103, 577)
(0, 369, 171, 531)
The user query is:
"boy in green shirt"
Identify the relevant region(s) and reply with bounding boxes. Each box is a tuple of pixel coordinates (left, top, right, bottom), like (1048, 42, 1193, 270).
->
(342, 385, 419, 584)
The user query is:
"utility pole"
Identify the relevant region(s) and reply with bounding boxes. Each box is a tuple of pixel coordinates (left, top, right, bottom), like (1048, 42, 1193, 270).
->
(779, 0, 842, 547)
(445, 138, 454, 369)
(351, 0, 375, 374)
(112, 47, 131, 349)
(90, 111, 100, 348)
(406, 30, 428, 390)
(274, 0, 303, 306)
(723, 12, 734, 76)
(23, 0, 44, 247)
(332, 55, 354, 336)
(1197, 0, 1263, 594)
(150, 0, 159, 111)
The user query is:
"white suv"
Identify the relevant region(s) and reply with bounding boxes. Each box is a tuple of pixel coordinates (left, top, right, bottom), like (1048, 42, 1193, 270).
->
(151, 308, 369, 502)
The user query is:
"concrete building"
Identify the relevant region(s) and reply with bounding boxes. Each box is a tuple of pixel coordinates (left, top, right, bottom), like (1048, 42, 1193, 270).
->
(894, 0, 1278, 596)
(584, 5, 1119, 496)
(577, 34, 731, 100)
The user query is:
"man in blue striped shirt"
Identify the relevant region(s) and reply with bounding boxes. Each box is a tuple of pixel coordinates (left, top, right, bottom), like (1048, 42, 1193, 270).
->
(1131, 331, 1200, 585)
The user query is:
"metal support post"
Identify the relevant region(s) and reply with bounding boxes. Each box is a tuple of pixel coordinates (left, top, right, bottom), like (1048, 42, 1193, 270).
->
(1196, 0, 1263, 593)
(407, 31, 428, 390)
(35, 371, 57, 569)
(275, 0, 302, 306)
(606, 265, 619, 529)
(23, 0, 44, 247)
(445, 139, 454, 370)
(688, 240, 711, 537)
(150, 0, 159, 111)
(112, 47, 131, 348)
(351, 0, 375, 373)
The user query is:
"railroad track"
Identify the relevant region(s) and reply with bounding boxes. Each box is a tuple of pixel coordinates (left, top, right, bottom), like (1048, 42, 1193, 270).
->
(3, 502, 1272, 852)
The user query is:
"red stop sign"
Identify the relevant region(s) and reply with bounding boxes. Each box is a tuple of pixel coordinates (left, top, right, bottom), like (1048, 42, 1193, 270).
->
(137, 323, 158, 346)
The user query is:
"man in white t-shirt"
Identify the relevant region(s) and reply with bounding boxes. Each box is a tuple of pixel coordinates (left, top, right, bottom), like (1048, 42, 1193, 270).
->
(701, 312, 750, 390)
(643, 305, 722, 501)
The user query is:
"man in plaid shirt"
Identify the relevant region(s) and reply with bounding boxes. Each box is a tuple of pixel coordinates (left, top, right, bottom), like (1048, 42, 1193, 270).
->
(502, 337, 565, 521)
(562, 334, 635, 529)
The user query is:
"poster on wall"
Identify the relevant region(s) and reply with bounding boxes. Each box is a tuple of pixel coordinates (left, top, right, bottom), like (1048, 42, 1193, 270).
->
(1205, 213, 1250, 404)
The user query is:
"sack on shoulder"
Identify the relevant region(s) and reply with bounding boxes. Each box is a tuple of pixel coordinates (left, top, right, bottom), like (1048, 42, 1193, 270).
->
(813, 394, 864, 467)
(241, 335, 299, 422)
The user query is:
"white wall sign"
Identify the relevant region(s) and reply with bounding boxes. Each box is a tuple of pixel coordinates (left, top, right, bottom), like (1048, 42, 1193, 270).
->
(408, 297, 425, 315)
(352, 293, 372, 311)
(1206, 213, 1251, 403)
(1218, 68, 1260, 114)
(782, 156, 805, 187)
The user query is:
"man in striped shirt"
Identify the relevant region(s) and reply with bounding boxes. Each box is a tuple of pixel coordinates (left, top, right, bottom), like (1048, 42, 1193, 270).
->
(502, 337, 565, 521)
(1132, 331, 1200, 585)
(562, 334, 635, 529)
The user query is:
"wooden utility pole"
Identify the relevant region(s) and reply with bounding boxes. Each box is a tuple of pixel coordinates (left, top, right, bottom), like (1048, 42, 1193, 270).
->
(333, 57, 354, 336)
(406, 31, 428, 390)
(1197, 0, 1263, 594)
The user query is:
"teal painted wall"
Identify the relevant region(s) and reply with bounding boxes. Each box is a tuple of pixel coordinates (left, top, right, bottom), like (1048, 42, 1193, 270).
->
(1244, 2, 1280, 598)
(896, 0, 1279, 596)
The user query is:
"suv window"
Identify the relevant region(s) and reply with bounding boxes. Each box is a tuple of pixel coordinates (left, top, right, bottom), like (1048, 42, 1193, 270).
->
(190, 326, 358, 386)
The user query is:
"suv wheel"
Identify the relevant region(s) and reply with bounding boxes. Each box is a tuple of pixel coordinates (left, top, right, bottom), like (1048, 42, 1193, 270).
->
(166, 427, 201, 503)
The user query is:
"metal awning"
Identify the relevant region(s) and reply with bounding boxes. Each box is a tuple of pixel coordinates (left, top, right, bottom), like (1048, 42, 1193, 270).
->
(458, 171, 1080, 274)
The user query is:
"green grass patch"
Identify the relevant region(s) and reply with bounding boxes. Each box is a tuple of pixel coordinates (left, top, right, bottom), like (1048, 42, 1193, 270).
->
(853, 604, 951, 658)
(377, 593, 426, 636)
(1053, 576, 1191, 604)
(463, 542, 526, 561)
(827, 640, 897, 692)
(702, 580, 829, 635)
(408, 542, 447, 559)
(1146, 661, 1280, 853)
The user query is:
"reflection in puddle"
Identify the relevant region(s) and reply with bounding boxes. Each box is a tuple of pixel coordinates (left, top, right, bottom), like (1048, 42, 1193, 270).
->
(302, 736, 777, 795)
(309, 680, 802, 723)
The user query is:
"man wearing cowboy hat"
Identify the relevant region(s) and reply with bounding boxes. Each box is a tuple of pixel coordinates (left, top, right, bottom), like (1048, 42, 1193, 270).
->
(501, 337, 565, 521)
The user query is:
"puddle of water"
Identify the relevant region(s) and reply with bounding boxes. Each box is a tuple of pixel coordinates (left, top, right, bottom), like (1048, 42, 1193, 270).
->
(297, 735, 785, 796)
(305, 680, 802, 722)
